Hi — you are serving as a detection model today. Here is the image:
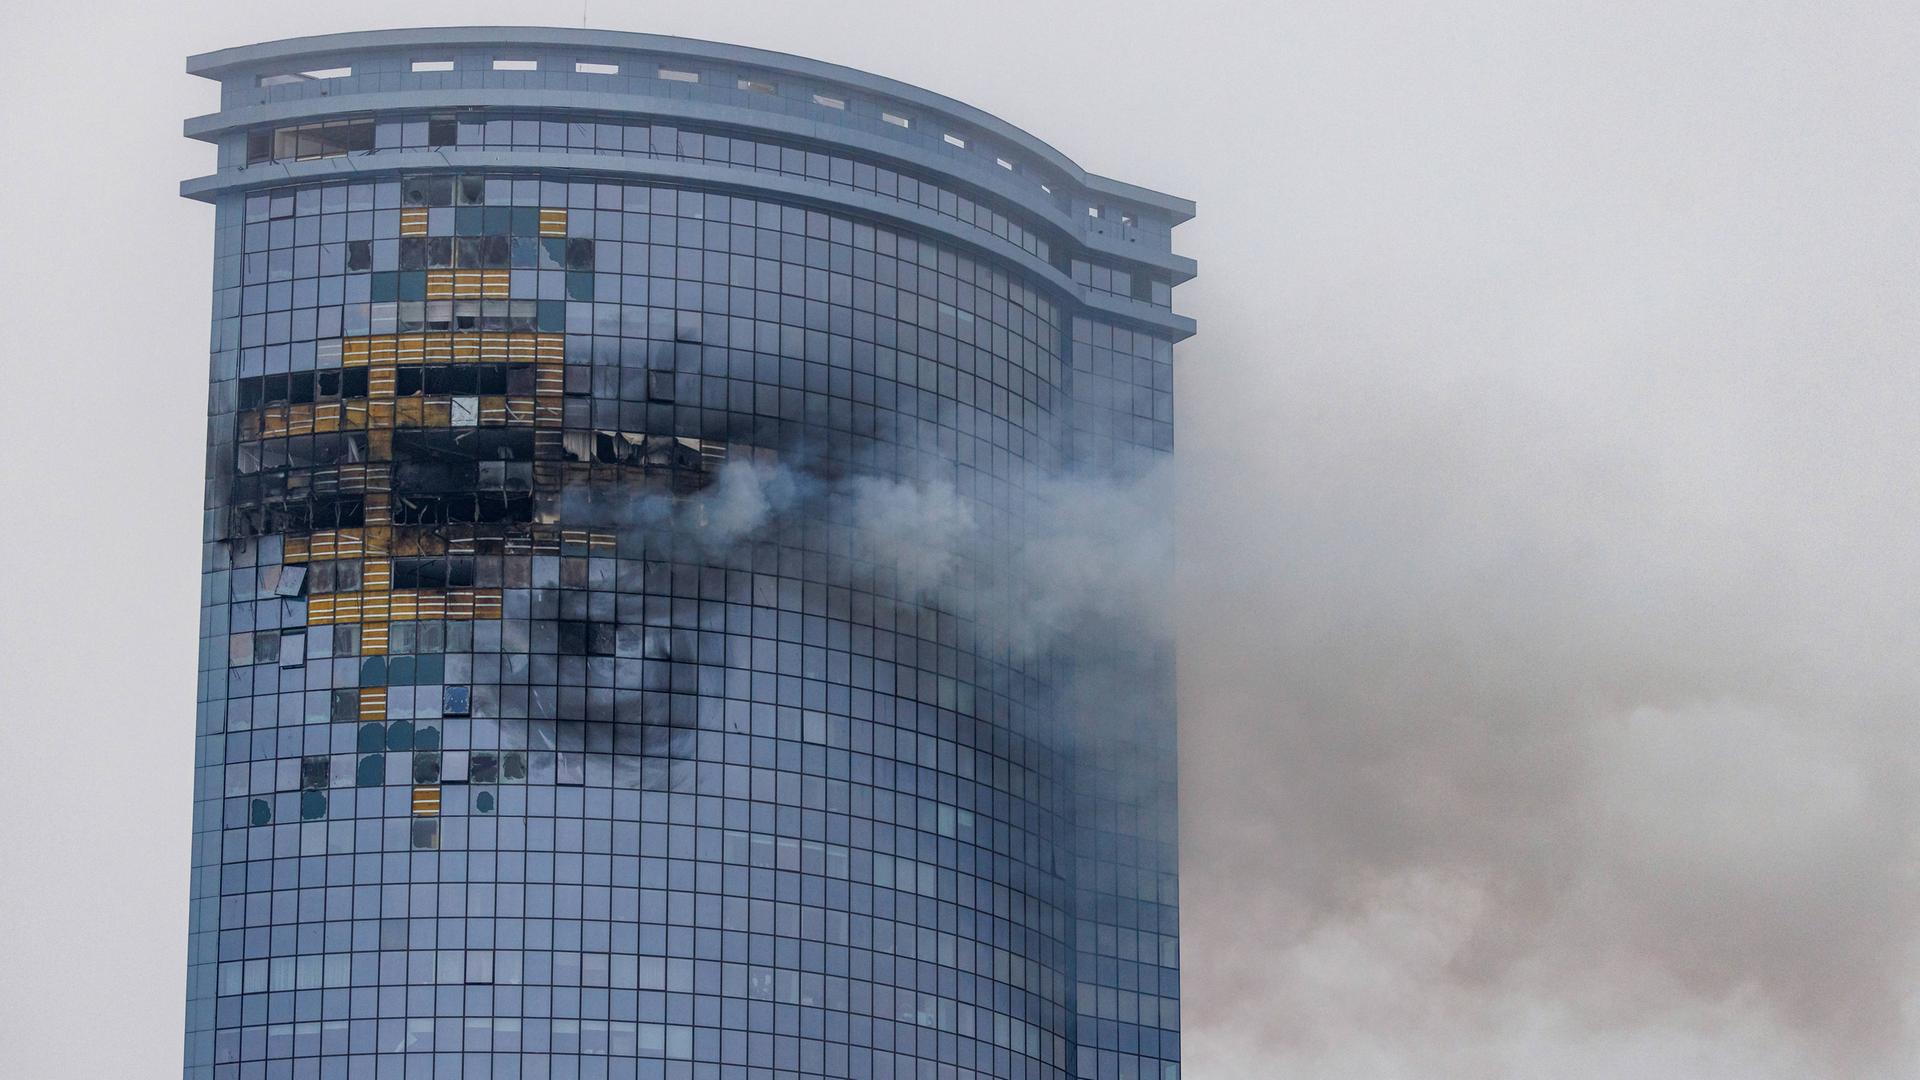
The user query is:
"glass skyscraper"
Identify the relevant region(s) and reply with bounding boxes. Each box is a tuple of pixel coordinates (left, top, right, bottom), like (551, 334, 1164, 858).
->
(180, 28, 1194, 1080)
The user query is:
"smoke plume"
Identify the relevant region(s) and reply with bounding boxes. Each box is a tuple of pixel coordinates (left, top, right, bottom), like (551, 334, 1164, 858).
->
(586, 456, 1176, 663)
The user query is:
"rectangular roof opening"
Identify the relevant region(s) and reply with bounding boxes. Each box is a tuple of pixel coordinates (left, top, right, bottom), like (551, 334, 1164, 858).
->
(258, 67, 350, 87)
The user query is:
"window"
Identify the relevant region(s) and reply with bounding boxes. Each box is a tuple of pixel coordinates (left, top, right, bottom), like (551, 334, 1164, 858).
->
(943, 133, 967, 148)
(575, 61, 618, 75)
(882, 111, 911, 128)
(737, 78, 775, 95)
(812, 93, 845, 109)
(258, 67, 351, 87)
(658, 68, 698, 83)
(255, 119, 374, 163)
(492, 59, 537, 71)
(648, 371, 676, 402)
(465, 951, 495, 985)
(411, 60, 454, 72)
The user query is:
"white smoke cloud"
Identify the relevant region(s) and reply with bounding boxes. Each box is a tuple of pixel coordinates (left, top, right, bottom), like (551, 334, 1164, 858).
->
(836, 474, 977, 600)
(595, 457, 1175, 662)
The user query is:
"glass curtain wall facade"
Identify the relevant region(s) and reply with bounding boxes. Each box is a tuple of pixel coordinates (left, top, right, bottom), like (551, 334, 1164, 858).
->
(180, 29, 1195, 1080)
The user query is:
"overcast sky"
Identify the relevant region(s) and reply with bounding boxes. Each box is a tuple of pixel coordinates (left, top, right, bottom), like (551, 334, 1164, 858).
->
(3, 1, 1918, 1076)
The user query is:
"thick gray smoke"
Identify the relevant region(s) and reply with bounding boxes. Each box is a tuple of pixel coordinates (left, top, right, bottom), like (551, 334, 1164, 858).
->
(1175, 385, 1920, 1078)
(1167, 21, 1920, 1064)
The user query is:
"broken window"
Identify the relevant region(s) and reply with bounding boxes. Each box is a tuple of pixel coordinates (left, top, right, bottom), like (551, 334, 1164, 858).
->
(556, 621, 618, 656)
(1131, 272, 1157, 303)
(226, 495, 365, 539)
(647, 371, 676, 403)
(560, 431, 711, 471)
(300, 756, 331, 790)
(391, 422, 533, 461)
(393, 558, 477, 589)
(403, 175, 455, 207)
(391, 492, 531, 525)
(263, 119, 374, 162)
(236, 370, 366, 408)
(278, 630, 305, 667)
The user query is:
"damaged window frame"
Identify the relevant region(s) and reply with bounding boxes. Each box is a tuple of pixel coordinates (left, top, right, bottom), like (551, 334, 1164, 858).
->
(246, 118, 376, 165)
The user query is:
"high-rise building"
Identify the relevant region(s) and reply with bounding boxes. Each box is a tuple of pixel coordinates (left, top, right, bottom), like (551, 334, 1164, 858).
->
(180, 28, 1194, 1080)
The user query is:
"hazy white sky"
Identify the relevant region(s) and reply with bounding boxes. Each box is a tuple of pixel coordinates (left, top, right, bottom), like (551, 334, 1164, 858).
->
(3, 1, 1919, 1076)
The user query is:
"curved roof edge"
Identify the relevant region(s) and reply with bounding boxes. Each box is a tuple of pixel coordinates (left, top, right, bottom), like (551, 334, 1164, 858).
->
(180, 89, 1198, 283)
(186, 26, 1196, 222)
(177, 148, 1198, 342)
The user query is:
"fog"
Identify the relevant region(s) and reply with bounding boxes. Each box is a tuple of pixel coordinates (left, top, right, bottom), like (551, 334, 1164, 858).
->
(2, 0, 1916, 1076)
